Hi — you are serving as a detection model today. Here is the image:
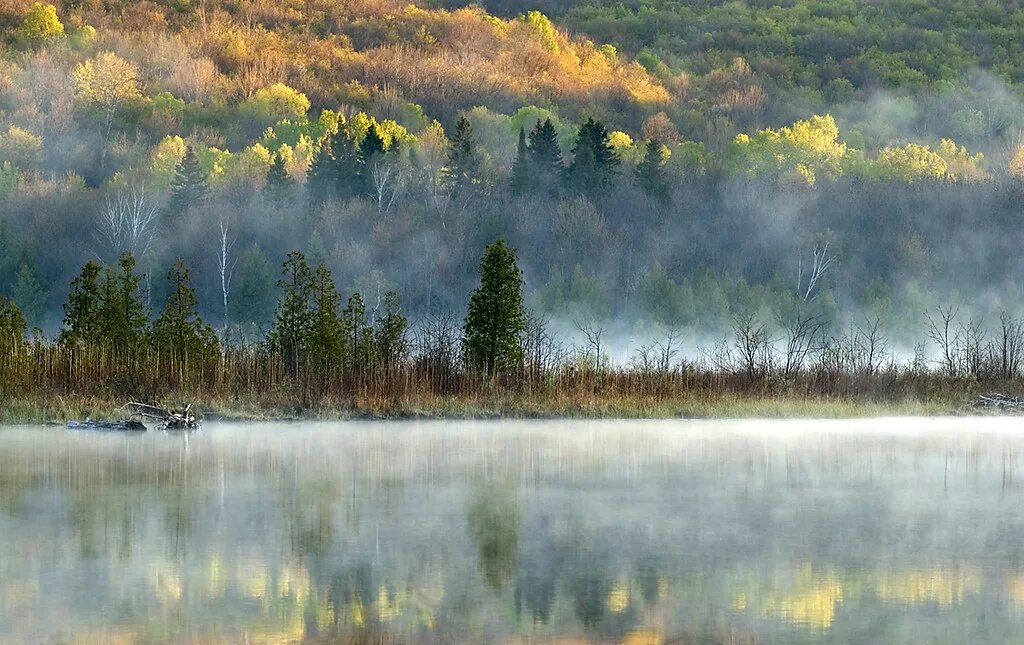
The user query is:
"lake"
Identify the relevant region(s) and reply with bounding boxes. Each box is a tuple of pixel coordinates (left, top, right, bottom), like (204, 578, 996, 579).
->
(2, 418, 1024, 643)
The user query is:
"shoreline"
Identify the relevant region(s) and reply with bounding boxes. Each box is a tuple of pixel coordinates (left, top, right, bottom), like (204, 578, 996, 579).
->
(0, 392, 994, 425)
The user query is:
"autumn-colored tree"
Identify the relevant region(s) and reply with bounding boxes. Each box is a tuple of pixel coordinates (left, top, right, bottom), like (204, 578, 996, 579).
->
(73, 52, 141, 163)
(15, 2, 64, 47)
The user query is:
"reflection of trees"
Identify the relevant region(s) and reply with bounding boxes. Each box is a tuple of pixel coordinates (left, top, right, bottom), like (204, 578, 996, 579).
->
(514, 514, 561, 623)
(466, 482, 520, 591)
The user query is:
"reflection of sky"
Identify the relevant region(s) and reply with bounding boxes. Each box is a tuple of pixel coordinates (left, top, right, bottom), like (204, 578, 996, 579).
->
(2, 418, 1024, 643)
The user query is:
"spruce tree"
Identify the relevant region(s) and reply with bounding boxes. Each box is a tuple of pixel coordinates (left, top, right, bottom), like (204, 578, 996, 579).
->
(447, 116, 481, 193)
(61, 260, 104, 345)
(509, 127, 531, 195)
(635, 139, 671, 204)
(566, 117, 619, 197)
(264, 152, 292, 203)
(12, 262, 46, 329)
(228, 245, 275, 329)
(374, 291, 408, 370)
(166, 146, 208, 217)
(268, 251, 315, 370)
(463, 240, 526, 374)
(150, 259, 217, 358)
(357, 125, 386, 195)
(308, 129, 359, 203)
(306, 264, 344, 369)
(527, 119, 563, 196)
(98, 253, 148, 348)
(0, 295, 26, 348)
(341, 292, 374, 371)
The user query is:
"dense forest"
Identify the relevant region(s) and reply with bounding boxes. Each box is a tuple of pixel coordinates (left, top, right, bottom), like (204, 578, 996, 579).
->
(0, 0, 1023, 356)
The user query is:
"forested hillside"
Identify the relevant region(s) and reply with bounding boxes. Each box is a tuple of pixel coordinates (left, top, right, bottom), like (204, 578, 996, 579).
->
(1, 0, 1023, 346)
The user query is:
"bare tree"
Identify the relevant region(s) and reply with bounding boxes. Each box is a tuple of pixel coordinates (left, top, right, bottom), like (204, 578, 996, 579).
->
(927, 306, 960, 376)
(575, 320, 606, 375)
(97, 179, 160, 259)
(370, 156, 402, 216)
(992, 312, 1024, 379)
(779, 310, 826, 377)
(796, 240, 836, 302)
(732, 312, 775, 379)
(215, 208, 236, 325)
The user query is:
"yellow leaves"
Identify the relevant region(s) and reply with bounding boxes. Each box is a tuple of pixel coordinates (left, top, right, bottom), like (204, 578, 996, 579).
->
(876, 143, 947, 182)
(521, 11, 559, 52)
(240, 82, 310, 123)
(0, 125, 43, 170)
(606, 581, 630, 613)
(726, 114, 847, 185)
(73, 51, 142, 110)
(16, 2, 64, 45)
(150, 135, 186, 188)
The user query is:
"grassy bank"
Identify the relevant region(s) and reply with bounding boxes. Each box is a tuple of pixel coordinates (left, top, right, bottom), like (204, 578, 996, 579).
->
(0, 388, 977, 425)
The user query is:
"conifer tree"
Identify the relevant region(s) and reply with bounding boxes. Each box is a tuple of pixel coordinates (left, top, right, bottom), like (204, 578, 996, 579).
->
(306, 263, 344, 369)
(12, 262, 46, 328)
(0, 295, 26, 349)
(151, 259, 217, 358)
(268, 251, 314, 370)
(463, 240, 526, 374)
(509, 127, 531, 195)
(308, 128, 358, 203)
(264, 152, 292, 203)
(357, 125, 386, 195)
(566, 117, 619, 197)
(228, 245, 275, 329)
(341, 292, 373, 371)
(527, 119, 563, 195)
(61, 260, 104, 345)
(98, 253, 148, 348)
(635, 139, 671, 204)
(166, 146, 208, 217)
(447, 116, 481, 193)
(374, 291, 408, 370)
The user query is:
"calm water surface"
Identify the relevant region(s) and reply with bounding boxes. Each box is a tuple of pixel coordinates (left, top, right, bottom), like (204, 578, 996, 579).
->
(2, 418, 1024, 643)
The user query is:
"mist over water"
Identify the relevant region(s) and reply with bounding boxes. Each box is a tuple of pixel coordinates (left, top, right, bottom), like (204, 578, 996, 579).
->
(3, 419, 1024, 643)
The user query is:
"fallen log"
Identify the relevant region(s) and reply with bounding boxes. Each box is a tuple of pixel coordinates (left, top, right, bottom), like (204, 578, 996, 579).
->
(970, 393, 1024, 411)
(67, 418, 147, 432)
(125, 401, 201, 429)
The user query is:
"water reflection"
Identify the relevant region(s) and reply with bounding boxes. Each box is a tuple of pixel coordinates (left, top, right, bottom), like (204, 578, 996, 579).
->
(2, 418, 1024, 643)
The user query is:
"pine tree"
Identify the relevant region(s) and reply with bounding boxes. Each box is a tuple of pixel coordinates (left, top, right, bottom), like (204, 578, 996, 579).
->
(341, 292, 373, 371)
(0, 295, 26, 349)
(357, 125, 386, 196)
(12, 262, 46, 329)
(308, 128, 359, 203)
(264, 152, 292, 203)
(61, 260, 104, 345)
(635, 139, 671, 204)
(228, 245, 275, 329)
(463, 240, 526, 374)
(166, 146, 208, 217)
(566, 117, 619, 197)
(509, 126, 531, 195)
(374, 291, 408, 370)
(151, 259, 217, 358)
(527, 119, 563, 196)
(98, 253, 148, 348)
(447, 116, 481, 193)
(268, 251, 314, 370)
(306, 264, 344, 369)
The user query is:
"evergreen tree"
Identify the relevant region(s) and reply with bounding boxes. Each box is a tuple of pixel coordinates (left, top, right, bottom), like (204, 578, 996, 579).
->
(463, 240, 526, 374)
(98, 253, 148, 347)
(341, 292, 373, 371)
(166, 146, 208, 217)
(268, 251, 314, 370)
(12, 262, 46, 329)
(306, 263, 344, 369)
(151, 259, 217, 358)
(357, 125, 386, 195)
(635, 140, 671, 203)
(527, 118, 563, 195)
(447, 116, 481, 193)
(60, 260, 104, 345)
(374, 291, 408, 370)
(308, 128, 359, 203)
(264, 152, 292, 203)
(0, 295, 26, 348)
(228, 245, 275, 329)
(566, 117, 619, 197)
(509, 127, 531, 195)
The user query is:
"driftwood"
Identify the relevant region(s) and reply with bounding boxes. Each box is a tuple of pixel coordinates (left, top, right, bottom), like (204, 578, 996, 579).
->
(970, 393, 1024, 411)
(67, 418, 147, 432)
(125, 401, 201, 429)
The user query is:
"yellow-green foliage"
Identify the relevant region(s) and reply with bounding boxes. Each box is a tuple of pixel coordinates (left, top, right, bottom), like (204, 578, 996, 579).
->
(875, 143, 948, 183)
(726, 114, 847, 186)
(0, 125, 43, 171)
(15, 2, 64, 45)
